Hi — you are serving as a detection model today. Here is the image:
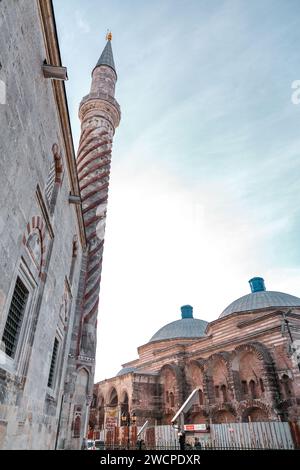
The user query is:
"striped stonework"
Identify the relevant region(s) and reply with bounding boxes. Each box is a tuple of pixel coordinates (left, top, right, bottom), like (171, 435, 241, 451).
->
(22, 216, 47, 281)
(75, 58, 120, 363)
(59, 41, 121, 450)
(45, 160, 56, 206)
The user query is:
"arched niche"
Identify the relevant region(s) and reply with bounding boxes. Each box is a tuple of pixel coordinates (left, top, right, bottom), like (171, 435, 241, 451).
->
(206, 354, 232, 404)
(120, 390, 129, 425)
(98, 395, 105, 430)
(185, 361, 206, 406)
(232, 344, 268, 401)
(107, 387, 118, 407)
(242, 406, 269, 422)
(160, 365, 179, 422)
(213, 409, 236, 424)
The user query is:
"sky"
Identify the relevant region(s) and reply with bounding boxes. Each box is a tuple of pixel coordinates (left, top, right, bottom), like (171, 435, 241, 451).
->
(53, 0, 300, 382)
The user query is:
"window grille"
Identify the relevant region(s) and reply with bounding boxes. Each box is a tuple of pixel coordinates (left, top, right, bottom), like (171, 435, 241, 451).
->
(48, 337, 59, 388)
(2, 277, 29, 358)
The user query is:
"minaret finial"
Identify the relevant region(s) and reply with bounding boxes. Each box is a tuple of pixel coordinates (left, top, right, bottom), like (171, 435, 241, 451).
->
(93, 32, 116, 76)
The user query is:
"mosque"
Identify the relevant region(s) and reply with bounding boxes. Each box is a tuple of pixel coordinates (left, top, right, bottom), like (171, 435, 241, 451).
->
(90, 277, 300, 447)
(1, 0, 299, 451)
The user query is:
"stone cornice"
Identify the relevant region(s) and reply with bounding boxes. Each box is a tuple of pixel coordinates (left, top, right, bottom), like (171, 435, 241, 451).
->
(206, 306, 300, 334)
(187, 325, 283, 359)
(236, 309, 300, 329)
(94, 325, 290, 388)
(79, 96, 121, 129)
(120, 325, 285, 375)
(37, 0, 86, 249)
(80, 93, 121, 118)
(137, 337, 201, 356)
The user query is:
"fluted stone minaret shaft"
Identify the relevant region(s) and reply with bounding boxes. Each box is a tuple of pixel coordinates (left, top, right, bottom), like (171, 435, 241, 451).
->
(77, 36, 120, 358)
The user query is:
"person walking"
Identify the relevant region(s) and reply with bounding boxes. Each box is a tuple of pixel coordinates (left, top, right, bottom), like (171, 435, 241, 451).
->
(194, 437, 202, 450)
(136, 439, 146, 450)
(178, 431, 186, 451)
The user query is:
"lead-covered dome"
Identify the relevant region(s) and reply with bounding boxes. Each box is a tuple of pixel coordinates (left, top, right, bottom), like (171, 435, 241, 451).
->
(220, 277, 300, 318)
(116, 366, 136, 376)
(149, 305, 208, 343)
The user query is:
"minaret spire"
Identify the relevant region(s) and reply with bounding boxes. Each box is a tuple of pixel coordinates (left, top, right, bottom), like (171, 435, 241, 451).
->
(93, 31, 116, 76)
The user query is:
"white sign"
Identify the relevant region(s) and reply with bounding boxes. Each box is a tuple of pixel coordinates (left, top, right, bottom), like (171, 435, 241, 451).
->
(184, 424, 207, 432)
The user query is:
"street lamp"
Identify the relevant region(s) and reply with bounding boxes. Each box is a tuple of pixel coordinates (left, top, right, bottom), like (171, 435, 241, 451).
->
(121, 411, 137, 449)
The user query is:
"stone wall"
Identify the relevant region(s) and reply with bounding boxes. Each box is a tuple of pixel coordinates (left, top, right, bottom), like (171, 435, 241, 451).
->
(0, 0, 85, 449)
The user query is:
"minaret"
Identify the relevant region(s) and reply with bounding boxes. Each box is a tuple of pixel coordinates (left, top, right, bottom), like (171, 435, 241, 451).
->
(77, 33, 120, 359)
(58, 36, 120, 450)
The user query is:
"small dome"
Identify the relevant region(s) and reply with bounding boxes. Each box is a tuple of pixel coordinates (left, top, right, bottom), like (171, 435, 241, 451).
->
(220, 277, 300, 318)
(149, 305, 208, 343)
(116, 366, 136, 376)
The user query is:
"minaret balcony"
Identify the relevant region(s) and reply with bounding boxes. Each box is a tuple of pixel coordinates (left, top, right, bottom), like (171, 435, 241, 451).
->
(80, 92, 121, 114)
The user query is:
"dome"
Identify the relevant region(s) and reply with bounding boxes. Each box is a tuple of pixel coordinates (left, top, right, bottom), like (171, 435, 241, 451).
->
(116, 366, 136, 376)
(149, 305, 208, 343)
(220, 277, 300, 318)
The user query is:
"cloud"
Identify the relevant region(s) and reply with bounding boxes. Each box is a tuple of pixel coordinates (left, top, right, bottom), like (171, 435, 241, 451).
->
(95, 152, 300, 381)
(53, 0, 300, 381)
(75, 10, 91, 34)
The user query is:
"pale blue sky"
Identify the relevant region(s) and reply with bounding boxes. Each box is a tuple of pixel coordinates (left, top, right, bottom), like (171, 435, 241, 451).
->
(54, 0, 300, 381)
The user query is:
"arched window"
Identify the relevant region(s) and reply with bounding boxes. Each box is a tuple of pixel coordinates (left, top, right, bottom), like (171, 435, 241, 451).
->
(169, 392, 175, 408)
(91, 394, 97, 408)
(221, 384, 228, 402)
(259, 378, 265, 394)
(281, 374, 293, 399)
(120, 391, 129, 425)
(208, 356, 230, 404)
(249, 380, 257, 399)
(241, 380, 248, 398)
(198, 389, 204, 405)
(45, 143, 63, 214)
(73, 406, 82, 438)
(73, 415, 81, 438)
(108, 388, 118, 407)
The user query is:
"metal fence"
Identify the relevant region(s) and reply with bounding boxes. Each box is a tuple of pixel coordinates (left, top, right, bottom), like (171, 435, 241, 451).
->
(209, 422, 294, 449)
(98, 421, 295, 450)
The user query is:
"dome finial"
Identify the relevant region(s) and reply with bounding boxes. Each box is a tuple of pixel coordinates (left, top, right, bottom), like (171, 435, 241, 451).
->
(106, 30, 112, 41)
(181, 305, 193, 319)
(249, 277, 266, 293)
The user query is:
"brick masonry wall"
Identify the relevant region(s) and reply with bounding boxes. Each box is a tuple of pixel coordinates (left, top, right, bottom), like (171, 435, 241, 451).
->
(92, 309, 300, 435)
